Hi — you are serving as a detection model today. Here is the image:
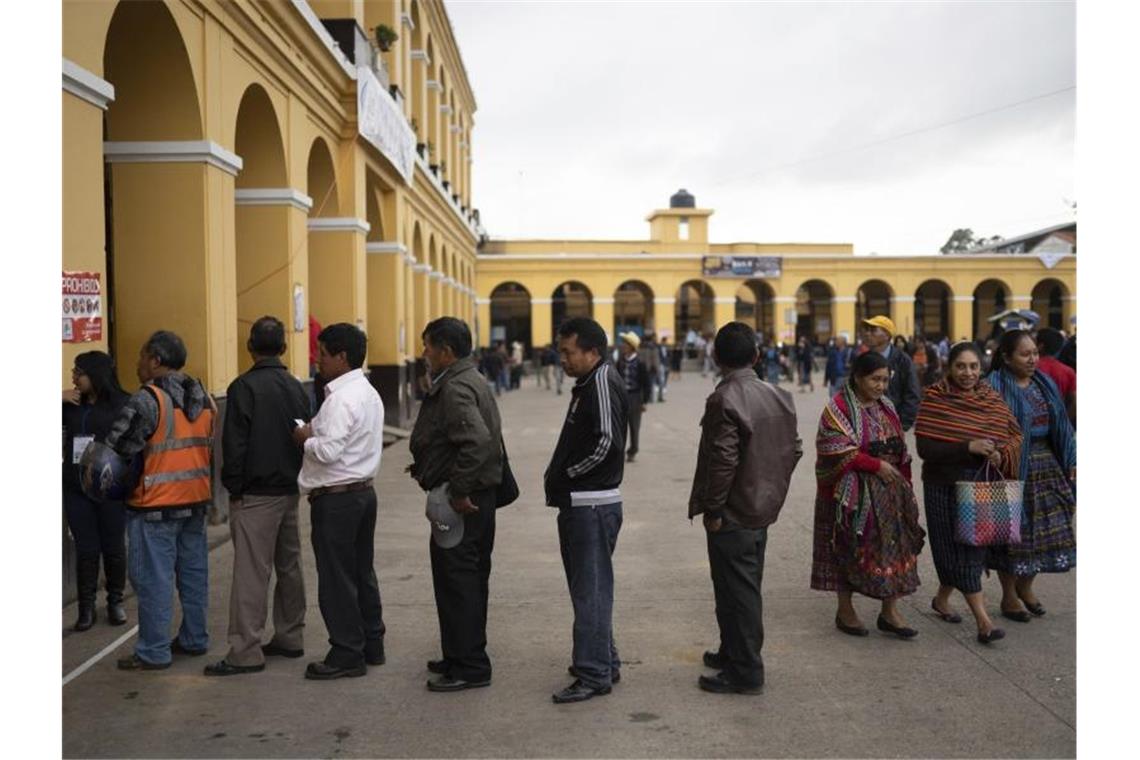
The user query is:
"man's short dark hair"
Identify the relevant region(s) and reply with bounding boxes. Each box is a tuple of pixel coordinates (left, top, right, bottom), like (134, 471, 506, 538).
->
(557, 317, 607, 354)
(318, 323, 367, 369)
(249, 316, 286, 356)
(423, 317, 472, 358)
(713, 322, 759, 369)
(143, 330, 187, 370)
(1036, 327, 1064, 357)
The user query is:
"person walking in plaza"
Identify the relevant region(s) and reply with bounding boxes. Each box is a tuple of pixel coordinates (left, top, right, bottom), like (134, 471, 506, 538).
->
(824, 335, 854, 397)
(1034, 327, 1076, 427)
(106, 331, 216, 670)
(688, 323, 802, 695)
(293, 323, 386, 680)
(205, 317, 311, 677)
(616, 332, 651, 463)
(540, 342, 559, 392)
(860, 316, 922, 431)
(914, 342, 1021, 644)
(409, 317, 505, 692)
(545, 317, 628, 704)
(811, 351, 926, 639)
(63, 351, 130, 631)
(656, 336, 671, 401)
(796, 336, 815, 393)
(638, 332, 660, 403)
(984, 329, 1076, 623)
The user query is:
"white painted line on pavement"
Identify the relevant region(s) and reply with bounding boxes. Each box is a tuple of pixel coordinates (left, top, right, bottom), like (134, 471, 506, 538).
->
(62, 625, 138, 687)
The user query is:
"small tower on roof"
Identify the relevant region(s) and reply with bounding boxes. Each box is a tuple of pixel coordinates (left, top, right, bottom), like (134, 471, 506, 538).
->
(647, 189, 713, 244)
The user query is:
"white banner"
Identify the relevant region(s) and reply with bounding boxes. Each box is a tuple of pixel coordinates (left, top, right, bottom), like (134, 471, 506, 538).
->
(356, 65, 416, 184)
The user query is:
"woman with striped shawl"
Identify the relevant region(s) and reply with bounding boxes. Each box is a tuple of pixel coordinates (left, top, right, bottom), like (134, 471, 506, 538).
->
(984, 329, 1076, 623)
(915, 342, 1022, 644)
(811, 351, 926, 638)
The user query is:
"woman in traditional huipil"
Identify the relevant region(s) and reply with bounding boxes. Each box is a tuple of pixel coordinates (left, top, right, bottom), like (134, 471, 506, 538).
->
(915, 342, 1022, 644)
(812, 351, 926, 638)
(985, 329, 1076, 622)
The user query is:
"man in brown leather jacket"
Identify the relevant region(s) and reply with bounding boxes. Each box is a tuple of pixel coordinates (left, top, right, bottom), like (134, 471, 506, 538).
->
(688, 322, 802, 695)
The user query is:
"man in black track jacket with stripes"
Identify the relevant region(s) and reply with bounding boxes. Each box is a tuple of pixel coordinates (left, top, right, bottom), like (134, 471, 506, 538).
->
(544, 317, 628, 704)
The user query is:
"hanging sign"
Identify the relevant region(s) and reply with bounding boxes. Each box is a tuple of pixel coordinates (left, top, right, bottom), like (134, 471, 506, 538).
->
(62, 271, 103, 343)
(702, 255, 782, 278)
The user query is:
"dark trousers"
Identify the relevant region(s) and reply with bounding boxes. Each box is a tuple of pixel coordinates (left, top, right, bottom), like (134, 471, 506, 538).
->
(310, 489, 385, 668)
(429, 487, 497, 681)
(626, 391, 642, 456)
(558, 502, 622, 689)
(64, 488, 126, 605)
(707, 522, 768, 689)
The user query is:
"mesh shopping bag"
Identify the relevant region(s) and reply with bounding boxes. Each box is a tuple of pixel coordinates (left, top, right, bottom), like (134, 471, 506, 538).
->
(954, 461, 1024, 547)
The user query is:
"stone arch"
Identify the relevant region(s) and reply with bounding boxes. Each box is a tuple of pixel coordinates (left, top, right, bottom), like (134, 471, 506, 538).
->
(973, 278, 1011, 340)
(675, 280, 716, 340)
(736, 279, 776, 342)
(795, 279, 834, 344)
(855, 279, 894, 326)
(490, 282, 532, 349)
(1031, 278, 1069, 331)
(306, 137, 340, 217)
(552, 281, 593, 337)
(234, 85, 287, 188)
(915, 279, 954, 340)
(616, 280, 654, 337)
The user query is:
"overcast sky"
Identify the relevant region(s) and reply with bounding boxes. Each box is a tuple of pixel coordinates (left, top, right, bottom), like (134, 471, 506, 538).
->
(445, 0, 1075, 254)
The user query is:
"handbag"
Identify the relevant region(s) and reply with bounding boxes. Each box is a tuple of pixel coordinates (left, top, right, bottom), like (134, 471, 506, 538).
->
(953, 460, 1024, 547)
(494, 436, 519, 508)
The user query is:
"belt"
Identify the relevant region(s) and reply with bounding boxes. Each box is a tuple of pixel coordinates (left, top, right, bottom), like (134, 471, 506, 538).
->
(309, 479, 374, 498)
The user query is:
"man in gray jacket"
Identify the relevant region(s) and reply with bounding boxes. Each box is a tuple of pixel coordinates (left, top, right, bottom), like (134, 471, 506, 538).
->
(408, 317, 504, 692)
(688, 322, 802, 695)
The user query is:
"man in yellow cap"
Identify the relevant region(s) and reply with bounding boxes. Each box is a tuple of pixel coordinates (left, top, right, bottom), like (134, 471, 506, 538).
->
(616, 332, 651, 462)
(859, 315, 921, 430)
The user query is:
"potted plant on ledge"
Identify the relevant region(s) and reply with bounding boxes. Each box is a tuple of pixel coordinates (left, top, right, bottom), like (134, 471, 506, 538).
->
(373, 24, 398, 53)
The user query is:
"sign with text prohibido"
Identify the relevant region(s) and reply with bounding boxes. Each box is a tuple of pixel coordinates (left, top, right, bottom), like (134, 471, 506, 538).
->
(62, 271, 103, 343)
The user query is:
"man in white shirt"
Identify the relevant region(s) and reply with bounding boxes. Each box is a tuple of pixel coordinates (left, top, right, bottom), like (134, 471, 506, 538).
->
(293, 323, 385, 680)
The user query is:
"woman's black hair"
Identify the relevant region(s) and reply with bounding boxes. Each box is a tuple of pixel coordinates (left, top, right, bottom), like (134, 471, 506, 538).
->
(947, 341, 982, 366)
(74, 351, 127, 403)
(848, 350, 889, 387)
(989, 329, 1034, 375)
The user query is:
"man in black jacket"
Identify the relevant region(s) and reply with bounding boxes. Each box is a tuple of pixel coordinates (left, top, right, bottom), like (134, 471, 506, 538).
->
(205, 317, 311, 676)
(616, 332, 651, 462)
(545, 317, 628, 704)
(860, 315, 921, 431)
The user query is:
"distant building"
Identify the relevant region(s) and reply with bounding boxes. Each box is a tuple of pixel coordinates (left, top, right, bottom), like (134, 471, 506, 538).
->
(965, 222, 1076, 256)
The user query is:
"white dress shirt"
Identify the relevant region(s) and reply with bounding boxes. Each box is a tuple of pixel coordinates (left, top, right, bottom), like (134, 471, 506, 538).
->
(298, 368, 385, 493)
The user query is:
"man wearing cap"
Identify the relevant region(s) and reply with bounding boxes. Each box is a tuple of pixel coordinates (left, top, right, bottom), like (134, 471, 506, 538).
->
(860, 315, 922, 430)
(616, 332, 651, 463)
(408, 317, 504, 692)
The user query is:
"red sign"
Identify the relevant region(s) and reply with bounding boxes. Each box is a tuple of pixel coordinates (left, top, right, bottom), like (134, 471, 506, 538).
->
(62, 271, 103, 343)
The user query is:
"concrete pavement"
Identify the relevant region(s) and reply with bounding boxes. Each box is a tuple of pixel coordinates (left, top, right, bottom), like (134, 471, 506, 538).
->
(62, 368, 1075, 758)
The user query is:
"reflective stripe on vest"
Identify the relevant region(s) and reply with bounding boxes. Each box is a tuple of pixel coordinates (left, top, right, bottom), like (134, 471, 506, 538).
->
(128, 385, 215, 508)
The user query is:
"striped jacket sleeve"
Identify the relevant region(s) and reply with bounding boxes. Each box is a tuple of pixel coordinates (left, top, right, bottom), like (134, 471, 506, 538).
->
(566, 364, 615, 478)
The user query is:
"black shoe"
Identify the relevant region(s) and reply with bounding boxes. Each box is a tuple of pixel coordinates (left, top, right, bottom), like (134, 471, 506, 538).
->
(262, 642, 304, 659)
(1001, 608, 1033, 623)
(364, 641, 385, 666)
(73, 604, 96, 632)
(170, 638, 208, 657)
(834, 615, 869, 637)
(305, 661, 366, 680)
(567, 665, 621, 684)
(117, 654, 170, 671)
(626, 452, 637, 463)
(552, 679, 611, 704)
(426, 674, 490, 692)
(106, 602, 127, 626)
(204, 659, 265, 676)
(876, 615, 918, 639)
(698, 672, 762, 695)
(702, 650, 726, 669)
(427, 659, 448, 675)
(1023, 601, 1046, 617)
(977, 628, 1006, 645)
(930, 598, 962, 624)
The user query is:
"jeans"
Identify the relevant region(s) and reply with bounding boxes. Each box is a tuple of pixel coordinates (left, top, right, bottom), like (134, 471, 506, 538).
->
(127, 510, 209, 665)
(557, 502, 622, 689)
(707, 521, 768, 688)
(656, 365, 668, 400)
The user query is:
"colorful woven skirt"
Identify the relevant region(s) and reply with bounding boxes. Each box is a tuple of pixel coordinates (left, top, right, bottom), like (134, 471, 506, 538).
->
(923, 480, 987, 594)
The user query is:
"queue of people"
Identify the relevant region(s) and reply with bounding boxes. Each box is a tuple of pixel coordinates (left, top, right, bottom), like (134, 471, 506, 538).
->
(63, 309, 1075, 702)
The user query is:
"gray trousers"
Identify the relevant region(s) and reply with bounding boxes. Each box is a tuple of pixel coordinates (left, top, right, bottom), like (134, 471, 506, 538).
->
(225, 494, 306, 666)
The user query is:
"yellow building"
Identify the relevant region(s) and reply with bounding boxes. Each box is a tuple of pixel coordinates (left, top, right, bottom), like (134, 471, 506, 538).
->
(476, 190, 1076, 351)
(63, 0, 478, 425)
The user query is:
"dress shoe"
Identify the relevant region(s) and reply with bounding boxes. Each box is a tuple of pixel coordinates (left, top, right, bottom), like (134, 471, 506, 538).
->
(427, 658, 448, 674)
(834, 615, 869, 637)
(876, 615, 918, 639)
(73, 604, 96, 632)
(170, 638, 208, 657)
(305, 661, 366, 680)
(117, 654, 170, 671)
(930, 598, 962, 624)
(262, 642, 304, 659)
(703, 650, 726, 669)
(568, 665, 620, 684)
(107, 602, 128, 626)
(204, 659, 265, 676)
(977, 628, 1006, 645)
(426, 674, 491, 692)
(1001, 608, 1033, 623)
(364, 641, 385, 666)
(698, 672, 762, 695)
(552, 679, 611, 704)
